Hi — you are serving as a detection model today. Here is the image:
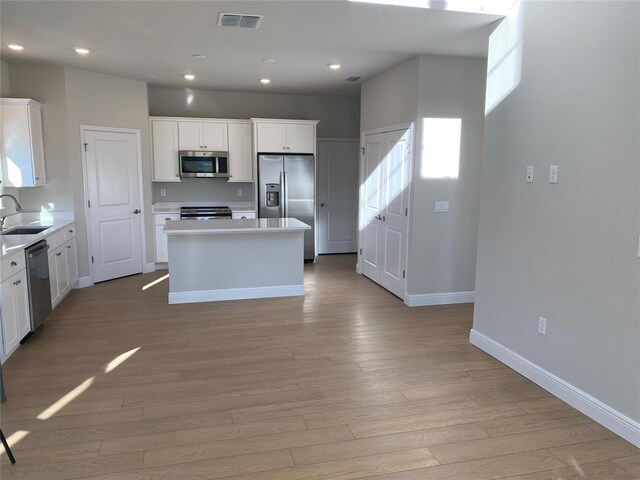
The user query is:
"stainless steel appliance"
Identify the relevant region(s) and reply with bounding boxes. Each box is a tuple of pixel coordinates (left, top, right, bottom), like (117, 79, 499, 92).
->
(24, 240, 52, 334)
(179, 151, 230, 178)
(258, 154, 315, 262)
(180, 206, 232, 220)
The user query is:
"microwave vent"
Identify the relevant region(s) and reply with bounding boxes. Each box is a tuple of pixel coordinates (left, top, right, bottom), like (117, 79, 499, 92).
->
(218, 13, 264, 29)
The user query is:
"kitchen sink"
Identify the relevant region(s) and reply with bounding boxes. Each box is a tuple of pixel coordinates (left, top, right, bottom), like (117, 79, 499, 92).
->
(1, 226, 51, 235)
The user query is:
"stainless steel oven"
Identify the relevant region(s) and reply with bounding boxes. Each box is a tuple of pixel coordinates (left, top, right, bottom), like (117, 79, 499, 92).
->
(180, 206, 232, 220)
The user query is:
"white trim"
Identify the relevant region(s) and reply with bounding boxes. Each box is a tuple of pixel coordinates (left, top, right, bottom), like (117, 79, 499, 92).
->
(143, 262, 156, 274)
(317, 137, 360, 142)
(80, 125, 147, 284)
(76, 276, 93, 288)
(469, 329, 640, 448)
(361, 122, 413, 137)
(405, 291, 475, 307)
(168, 284, 305, 304)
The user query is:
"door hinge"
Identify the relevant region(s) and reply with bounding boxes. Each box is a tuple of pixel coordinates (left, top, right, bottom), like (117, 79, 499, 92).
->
(405, 208, 408, 216)
(84, 142, 88, 152)
(359, 248, 362, 255)
(403, 270, 406, 278)
(91, 256, 94, 264)
(361, 147, 365, 155)
(87, 200, 91, 208)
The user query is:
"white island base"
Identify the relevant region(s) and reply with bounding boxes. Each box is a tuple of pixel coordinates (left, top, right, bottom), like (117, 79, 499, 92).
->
(165, 218, 311, 304)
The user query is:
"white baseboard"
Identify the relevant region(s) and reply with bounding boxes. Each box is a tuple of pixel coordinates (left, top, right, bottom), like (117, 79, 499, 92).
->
(169, 284, 305, 304)
(405, 291, 475, 307)
(143, 262, 156, 274)
(469, 329, 640, 448)
(76, 276, 92, 288)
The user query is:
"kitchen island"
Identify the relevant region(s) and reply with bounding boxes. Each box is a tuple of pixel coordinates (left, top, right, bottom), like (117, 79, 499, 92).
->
(165, 218, 311, 304)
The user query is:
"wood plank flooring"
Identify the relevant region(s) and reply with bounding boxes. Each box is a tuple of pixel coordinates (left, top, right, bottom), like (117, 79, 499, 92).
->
(1, 254, 637, 479)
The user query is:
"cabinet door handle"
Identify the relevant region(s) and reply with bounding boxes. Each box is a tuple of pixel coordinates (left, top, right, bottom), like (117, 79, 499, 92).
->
(165, 217, 171, 221)
(10, 261, 17, 267)
(67, 245, 71, 249)
(69, 229, 74, 233)
(56, 252, 62, 257)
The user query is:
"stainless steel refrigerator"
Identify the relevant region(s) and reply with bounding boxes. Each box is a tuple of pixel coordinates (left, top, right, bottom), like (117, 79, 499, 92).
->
(258, 154, 315, 262)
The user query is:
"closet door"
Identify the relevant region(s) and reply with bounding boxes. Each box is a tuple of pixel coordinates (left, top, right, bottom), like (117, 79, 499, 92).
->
(360, 128, 411, 299)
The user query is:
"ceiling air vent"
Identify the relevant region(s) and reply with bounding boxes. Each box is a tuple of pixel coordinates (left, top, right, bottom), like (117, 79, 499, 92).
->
(218, 13, 264, 29)
(345, 76, 363, 82)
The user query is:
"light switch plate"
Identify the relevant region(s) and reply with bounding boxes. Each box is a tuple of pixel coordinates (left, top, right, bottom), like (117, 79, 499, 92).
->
(435, 201, 449, 213)
(549, 165, 558, 184)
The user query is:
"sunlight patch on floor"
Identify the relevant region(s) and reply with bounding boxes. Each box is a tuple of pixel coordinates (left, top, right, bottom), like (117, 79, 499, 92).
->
(142, 274, 169, 291)
(37, 376, 95, 420)
(105, 347, 141, 373)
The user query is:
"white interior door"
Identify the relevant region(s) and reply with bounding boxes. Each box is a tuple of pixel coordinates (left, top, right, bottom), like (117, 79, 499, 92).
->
(317, 140, 359, 254)
(361, 132, 384, 282)
(360, 128, 411, 299)
(85, 129, 143, 283)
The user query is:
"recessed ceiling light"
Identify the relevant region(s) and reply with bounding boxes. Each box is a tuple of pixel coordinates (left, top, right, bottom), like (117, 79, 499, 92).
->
(8, 44, 24, 51)
(261, 59, 275, 64)
(260, 78, 271, 84)
(184, 74, 196, 81)
(328, 63, 342, 70)
(74, 47, 90, 55)
(192, 54, 206, 59)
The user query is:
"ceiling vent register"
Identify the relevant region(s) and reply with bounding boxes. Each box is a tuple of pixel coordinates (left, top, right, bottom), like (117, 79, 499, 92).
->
(218, 13, 264, 29)
(345, 76, 363, 82)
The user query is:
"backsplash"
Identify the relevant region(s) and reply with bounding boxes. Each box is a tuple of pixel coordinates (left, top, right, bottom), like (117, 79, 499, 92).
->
(151, 178, 254, 203)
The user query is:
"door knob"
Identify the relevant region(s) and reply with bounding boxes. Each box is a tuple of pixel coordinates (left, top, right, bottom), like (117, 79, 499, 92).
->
(320, 203, 327, 207)
(374, 214, 383, 220)
(133, 209, 141, 214)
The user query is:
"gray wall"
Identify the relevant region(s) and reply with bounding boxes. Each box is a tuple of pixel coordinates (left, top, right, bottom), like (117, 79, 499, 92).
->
(64, 67, 153, 277)
(6, 65, 153, 278)
(9, 64, 72, 212)
(359, 55, 486, 298)
(408, 55, 486, 295)
(149, 87, 360, 139)
(473, 0, 640, 424)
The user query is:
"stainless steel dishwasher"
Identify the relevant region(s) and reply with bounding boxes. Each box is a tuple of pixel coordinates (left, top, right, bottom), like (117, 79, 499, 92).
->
(25, 240, 52, 334)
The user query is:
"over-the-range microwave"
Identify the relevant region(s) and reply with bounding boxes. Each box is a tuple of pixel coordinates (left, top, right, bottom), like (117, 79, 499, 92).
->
(179, 150, 230, 178)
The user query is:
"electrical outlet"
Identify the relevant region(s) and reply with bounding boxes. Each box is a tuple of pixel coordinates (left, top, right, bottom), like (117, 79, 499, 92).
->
(435, 201, 449, 213)
(549, 165, 558, 184)
(237, 188, 243, 197)
(526, 166, 534, 183)
(538, 316, 547, 335)
(160, 188, 166, 197)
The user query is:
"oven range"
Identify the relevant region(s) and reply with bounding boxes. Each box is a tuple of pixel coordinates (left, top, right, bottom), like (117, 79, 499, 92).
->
(179, 206, 232, 220)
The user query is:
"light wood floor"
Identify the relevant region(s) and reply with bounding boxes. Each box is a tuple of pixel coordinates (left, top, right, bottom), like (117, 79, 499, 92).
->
(1, 254, 638, 479)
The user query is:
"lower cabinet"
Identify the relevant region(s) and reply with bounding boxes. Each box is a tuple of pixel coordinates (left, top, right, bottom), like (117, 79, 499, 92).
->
(1, 268, 30, 359)
(155, 213, 180, 263)
(48, 237, 78, 309)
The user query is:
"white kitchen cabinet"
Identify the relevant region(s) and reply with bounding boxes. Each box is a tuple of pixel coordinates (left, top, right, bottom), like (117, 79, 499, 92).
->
(228, 122, 253, 182)
(1, 98, 46, 187)
(151, 119, 180, 182)
(48, 225, 77, 308)
(178, 121, 227, 151)
(1, 267, 29, 359)
(231, 210, 256, 219)
(154, 213, 180, 263)
(253, 119, 318, 154)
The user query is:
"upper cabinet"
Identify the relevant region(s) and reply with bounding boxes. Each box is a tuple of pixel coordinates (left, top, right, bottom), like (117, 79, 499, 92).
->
(253, 119, 318, 154)
(227, 122, 253, 183)
(1, 98, 46, 187)
(178, 121, 227, 151)
(151, 119, 180, 182)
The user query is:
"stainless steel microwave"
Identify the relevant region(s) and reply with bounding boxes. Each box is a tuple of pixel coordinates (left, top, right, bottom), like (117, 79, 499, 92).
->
(179, 151, 230, 178)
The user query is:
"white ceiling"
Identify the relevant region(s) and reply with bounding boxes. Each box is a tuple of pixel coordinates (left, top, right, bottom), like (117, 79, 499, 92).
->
(0, 1, 502, 97)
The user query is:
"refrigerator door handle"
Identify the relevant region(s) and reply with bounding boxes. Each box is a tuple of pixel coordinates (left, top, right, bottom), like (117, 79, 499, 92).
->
(282, 171, 288, 217)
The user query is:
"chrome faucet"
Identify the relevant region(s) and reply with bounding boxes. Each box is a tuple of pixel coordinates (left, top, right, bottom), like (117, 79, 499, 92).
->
(0, 194, 22, 231)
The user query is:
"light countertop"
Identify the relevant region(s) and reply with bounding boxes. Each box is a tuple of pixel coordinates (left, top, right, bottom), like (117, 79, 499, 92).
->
(1, 213, 75, 259)
(164, 218, 310, 235)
